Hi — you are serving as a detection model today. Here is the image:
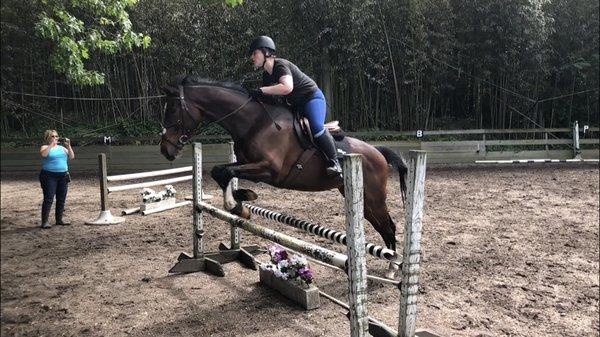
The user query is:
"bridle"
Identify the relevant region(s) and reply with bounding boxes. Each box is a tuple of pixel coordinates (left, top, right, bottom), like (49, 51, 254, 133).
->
(161, 85, 252, 150)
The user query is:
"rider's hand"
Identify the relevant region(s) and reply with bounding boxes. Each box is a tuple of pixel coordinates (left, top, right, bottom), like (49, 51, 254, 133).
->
(248, 88, 264, 100)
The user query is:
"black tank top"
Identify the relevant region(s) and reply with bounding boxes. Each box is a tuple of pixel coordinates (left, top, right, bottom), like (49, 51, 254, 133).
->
(262, 58, 318, 105)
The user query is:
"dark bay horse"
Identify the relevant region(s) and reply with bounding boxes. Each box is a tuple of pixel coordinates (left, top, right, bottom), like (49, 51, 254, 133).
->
(160, 76, 407, 277)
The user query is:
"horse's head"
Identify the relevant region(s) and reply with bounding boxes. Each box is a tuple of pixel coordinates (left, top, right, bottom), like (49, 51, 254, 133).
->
(160, 76, 254, 161)
(160, 85, 205, 161)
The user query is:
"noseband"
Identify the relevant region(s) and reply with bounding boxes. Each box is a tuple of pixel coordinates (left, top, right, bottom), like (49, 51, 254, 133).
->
(161, 85, 253, 150)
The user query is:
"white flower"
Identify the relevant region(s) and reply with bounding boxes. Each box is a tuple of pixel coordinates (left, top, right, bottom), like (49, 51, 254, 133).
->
(273, 269, 288, 280)
(289, 255, 307, 267)
(277, 260, 289, 269)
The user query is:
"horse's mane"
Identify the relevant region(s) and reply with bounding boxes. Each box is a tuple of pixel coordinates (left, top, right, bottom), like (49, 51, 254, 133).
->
(173, 74, 247, 94)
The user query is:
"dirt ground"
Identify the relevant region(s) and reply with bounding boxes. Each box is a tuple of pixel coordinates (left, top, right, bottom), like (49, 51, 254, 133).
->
(1, 164, 599, 337)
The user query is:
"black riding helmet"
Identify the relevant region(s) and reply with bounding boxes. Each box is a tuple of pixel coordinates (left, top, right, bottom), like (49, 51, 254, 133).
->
(248, 36, 276, 56)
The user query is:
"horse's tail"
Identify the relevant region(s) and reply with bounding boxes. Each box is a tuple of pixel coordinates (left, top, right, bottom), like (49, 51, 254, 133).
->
(375, 146, 408, 204)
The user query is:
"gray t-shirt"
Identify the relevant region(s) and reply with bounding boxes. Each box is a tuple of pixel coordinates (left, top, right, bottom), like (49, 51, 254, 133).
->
(262, 58, 318, 105)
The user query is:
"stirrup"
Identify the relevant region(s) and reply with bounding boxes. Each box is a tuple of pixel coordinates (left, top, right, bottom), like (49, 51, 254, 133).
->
(326, 161, 343, 177)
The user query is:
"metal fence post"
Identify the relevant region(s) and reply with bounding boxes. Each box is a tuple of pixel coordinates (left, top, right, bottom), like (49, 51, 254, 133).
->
(572, 121, 581, 159)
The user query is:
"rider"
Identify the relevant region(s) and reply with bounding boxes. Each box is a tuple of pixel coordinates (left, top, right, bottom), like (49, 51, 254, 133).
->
(247, 35, 342, 177)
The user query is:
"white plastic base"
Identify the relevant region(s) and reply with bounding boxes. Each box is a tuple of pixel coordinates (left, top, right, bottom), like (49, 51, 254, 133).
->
(85, 210, 126, 225)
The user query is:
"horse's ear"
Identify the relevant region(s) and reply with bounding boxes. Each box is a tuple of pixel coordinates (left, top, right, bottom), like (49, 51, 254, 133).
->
(162, 85, 178, 97)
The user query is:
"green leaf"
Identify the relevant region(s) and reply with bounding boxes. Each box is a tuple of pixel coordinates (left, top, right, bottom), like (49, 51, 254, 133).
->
(224, 0, 244, 7)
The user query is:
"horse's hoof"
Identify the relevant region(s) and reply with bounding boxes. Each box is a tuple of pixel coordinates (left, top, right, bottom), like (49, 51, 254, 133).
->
(384, 261, 401, 280)
(229, 203, 251, 219)
(233, 189, 258, 201)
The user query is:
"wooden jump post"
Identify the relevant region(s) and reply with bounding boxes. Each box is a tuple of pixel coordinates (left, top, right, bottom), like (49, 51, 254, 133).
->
(169, 142, 429, 337)
(399, 150, 427, 337)
(85, 153, 193, 225)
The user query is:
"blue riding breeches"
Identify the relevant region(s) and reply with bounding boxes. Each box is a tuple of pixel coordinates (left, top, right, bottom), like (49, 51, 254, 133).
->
(302, 89, 327, 137)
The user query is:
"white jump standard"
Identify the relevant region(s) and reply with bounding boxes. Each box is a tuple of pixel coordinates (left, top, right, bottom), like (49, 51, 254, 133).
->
(86, 153, 196, 225)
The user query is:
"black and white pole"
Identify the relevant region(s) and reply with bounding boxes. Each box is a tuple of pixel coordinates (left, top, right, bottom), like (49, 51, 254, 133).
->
(167, 143, 205, 272)
(244, 204, 396, 262)
(192, 142, 204, 258)
(197, 201, 349, 269)
(167, 143, 216, 273)
(229, 141, 241, 249)
(170, 142, 260, 275)
(399, 150, 427, 337)
(343, 154, 369, 337)
(573, 121, 581, 159)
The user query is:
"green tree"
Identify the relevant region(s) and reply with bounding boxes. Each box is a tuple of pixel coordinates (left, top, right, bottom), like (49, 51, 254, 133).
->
(35, 0, 152, 86)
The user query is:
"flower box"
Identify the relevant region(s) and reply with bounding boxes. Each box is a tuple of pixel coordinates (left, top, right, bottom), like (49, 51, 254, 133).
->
(259, 266, 320, 310)
(140, 197, 176, 211)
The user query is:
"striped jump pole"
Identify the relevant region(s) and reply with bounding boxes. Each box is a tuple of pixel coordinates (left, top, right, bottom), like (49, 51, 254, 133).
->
(168, 142, 263, 275)
(198, 201, 348, 270)
(228, 141, 241, 250)
(244, 204, 397, 262)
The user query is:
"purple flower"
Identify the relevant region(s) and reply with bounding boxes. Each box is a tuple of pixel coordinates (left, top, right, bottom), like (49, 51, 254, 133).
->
(272, 250, 288, 264)
(267, 245, 286, 263)
(298, 267, 314, 283)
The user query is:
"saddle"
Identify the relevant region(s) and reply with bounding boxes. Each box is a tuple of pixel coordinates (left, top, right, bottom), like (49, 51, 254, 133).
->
(293, 116, 342, 150)
(277, 115, 344, 186)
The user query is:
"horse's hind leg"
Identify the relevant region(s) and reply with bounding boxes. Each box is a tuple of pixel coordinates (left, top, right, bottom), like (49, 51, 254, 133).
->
(364, 204, 401, 279)
(337, 186, 400, 279)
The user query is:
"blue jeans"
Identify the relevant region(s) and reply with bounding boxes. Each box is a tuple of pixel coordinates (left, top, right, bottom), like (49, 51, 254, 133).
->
(39, 170, 69, 223)
(302, 89, 327, 137)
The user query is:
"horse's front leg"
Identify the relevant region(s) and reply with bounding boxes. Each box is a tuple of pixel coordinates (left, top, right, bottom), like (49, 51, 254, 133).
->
(211, 161, 273, 216)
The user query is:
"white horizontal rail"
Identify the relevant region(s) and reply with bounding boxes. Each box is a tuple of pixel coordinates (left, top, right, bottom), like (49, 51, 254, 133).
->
(142, 201, 192, 215)
(108, 175, 192, 193)
(475, 158, 599, 164)
(122, 207, 140, 215)
(107, 166, 192, 182)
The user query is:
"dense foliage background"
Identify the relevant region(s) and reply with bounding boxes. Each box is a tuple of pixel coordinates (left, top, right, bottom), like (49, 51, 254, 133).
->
(1, 0, 598, 138)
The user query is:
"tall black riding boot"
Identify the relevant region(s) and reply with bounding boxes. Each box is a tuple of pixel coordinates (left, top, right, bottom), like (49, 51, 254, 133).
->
(55, 211, 71, 226)
(55, 201, 70, 226)
(55, 174, 70, 226)
(314, 130, 343, 177)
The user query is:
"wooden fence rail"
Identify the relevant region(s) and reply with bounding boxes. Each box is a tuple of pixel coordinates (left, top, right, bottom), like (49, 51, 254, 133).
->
(2, 126, 598, 173)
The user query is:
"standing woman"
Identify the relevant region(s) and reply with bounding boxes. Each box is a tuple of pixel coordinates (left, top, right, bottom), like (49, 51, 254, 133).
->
(247, 36, 342, 177)
(39, 130, 74, 229)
